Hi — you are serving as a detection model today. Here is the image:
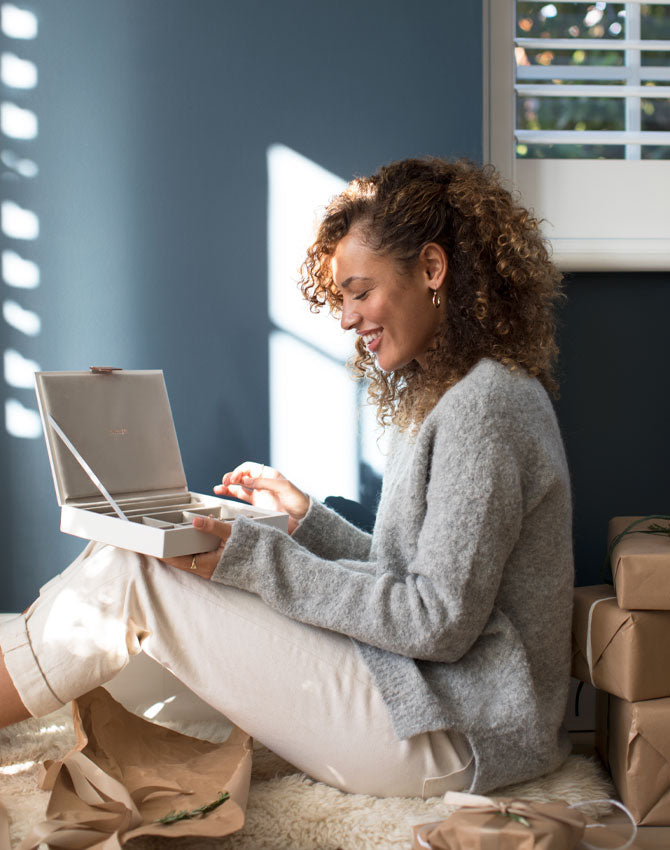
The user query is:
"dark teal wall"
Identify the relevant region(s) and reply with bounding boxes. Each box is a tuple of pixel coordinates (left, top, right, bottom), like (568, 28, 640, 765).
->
(4, 2, 665, 612)
(1, 0, 482, 610)
(555, 272, 670, 586)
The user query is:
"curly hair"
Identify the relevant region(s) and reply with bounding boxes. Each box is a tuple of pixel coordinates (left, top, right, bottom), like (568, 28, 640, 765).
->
(299, 157, 564, 432)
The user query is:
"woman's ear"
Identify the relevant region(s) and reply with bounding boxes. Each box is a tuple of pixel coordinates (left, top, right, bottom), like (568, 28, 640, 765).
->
(419, 242, 448, 292)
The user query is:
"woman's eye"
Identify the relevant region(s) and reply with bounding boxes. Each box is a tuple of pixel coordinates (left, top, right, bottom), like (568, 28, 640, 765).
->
(353, 290, 369, 301)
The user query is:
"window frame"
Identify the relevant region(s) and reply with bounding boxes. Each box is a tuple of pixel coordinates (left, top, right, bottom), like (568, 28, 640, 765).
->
(483, 0, 670, 272)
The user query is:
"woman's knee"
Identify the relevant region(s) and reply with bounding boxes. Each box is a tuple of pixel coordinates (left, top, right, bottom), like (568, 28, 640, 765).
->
(28, 546, 156, 665)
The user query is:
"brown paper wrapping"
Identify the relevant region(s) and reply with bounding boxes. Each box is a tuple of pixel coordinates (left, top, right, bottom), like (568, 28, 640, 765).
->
(598, 691, 670, 826)
(609, 516, 670, 610)
(412, 795, 586, 850)
(594, 689, 609, 770)
(0, 799, 10, 850)
(17, 687, 252, 849)
(571, 584, 670, 701)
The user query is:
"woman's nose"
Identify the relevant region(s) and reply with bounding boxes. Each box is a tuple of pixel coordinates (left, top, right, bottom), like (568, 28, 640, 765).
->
(340, 304, 359, 331)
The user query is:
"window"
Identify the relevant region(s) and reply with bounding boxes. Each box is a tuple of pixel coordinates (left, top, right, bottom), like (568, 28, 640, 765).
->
(484, 0, 670, 270)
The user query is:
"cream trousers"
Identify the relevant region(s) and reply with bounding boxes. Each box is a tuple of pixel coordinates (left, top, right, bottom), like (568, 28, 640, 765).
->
(0, 542, 473, 798)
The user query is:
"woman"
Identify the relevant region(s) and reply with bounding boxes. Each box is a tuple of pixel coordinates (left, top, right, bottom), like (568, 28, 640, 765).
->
(0, 157, 573, 798)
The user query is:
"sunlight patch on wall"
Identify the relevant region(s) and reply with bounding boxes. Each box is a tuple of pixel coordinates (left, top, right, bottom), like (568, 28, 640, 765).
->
(1, 199, 38, 238)
(3, 249, 39, 288)
(269, 331, 358, 501)
(1, 148, 37, 176)
(2, 3, 42, 439)
(267, 145, 387, 503)
(3, 299, 40, 335)
(0, 101, 37, 138)
(1, 52, 37, 88)
(267, 145, 358, 500)
(267, 144, 349, 362)
(4, 348, 39, 387)
(5, 398, 41, 438)
(1, 4, 38, 39)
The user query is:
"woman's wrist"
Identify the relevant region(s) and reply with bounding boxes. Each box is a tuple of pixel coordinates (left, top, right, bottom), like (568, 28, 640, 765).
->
(288, 492, 310, 534)
(291, 492, 310, 521)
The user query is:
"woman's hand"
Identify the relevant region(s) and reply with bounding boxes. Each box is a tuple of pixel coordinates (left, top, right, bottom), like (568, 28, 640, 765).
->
(159, 463, 308, 579)
(158, 516, 232, 580)
(215, 461, 309, 534)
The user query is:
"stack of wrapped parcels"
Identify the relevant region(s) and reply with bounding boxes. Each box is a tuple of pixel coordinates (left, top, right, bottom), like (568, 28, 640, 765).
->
(571, 516, 670, 825)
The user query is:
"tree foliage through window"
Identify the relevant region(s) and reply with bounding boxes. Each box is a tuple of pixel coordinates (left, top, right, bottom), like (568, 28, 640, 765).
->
(515, 2, 670, 159)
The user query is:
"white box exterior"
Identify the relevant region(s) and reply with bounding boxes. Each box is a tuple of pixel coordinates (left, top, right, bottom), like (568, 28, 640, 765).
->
(34, 369, 289, 556)
(60, 493, 289, 558)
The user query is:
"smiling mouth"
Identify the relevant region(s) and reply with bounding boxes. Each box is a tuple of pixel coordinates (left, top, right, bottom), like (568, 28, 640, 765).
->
(361, 329, 382, 345)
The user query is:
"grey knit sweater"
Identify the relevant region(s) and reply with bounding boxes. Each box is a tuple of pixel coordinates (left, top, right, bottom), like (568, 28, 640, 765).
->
(212, 358, 574, 793)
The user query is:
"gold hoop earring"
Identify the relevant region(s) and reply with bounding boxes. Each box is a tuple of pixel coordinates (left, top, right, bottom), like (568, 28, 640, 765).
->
(431, 289, 441, 309)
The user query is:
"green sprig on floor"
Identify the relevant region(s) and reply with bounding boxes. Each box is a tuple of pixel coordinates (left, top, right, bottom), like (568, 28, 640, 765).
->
(156, 791, 230, 825)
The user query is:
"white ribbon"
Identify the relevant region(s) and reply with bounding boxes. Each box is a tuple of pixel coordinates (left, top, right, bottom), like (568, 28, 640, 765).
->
(585, 595, 616, 685)
(415, 822, 441, 849)
(48, 414, 128, 521)
(569, 799, 638, 850)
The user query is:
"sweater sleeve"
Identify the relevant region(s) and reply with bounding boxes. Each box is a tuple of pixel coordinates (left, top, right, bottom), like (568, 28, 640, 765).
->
(212, 396, 525, 662)
(290, 497, 373, 562)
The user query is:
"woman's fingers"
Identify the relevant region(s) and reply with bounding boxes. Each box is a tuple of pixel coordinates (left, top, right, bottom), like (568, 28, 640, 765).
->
(211, 462, 309, 524)
(213, 481, 252, 503)
(157, 517, 232, 580)
(191, 515, 233, 539)
(241, 474, 281, 491)
(214, 469, 255, 501)
(228, 462, 273, 485)
(240, 475, 309, 521)
(213, 465, 267, 502)
(159, 548, 221, 580)
(214, 463, 283, 507)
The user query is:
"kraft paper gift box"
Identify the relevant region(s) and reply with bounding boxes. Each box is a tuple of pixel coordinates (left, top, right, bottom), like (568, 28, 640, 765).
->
(571, 584, 670, 702)
(412, 794, 588, 849)
(596, 690, 670, 826)
(35, 368, 288, 558)
(609, 516, 670, 610)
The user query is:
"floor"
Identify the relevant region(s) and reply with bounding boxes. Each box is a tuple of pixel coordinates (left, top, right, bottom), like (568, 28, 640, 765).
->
(110, 669, 668, 849)
(3, 613, 670, 847)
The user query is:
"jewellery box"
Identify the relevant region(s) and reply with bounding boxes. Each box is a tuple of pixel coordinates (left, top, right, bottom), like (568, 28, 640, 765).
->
(34, 368, 289, 557)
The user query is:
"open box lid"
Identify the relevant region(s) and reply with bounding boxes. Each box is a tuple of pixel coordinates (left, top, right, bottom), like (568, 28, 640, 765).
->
(34, 369, 188, 506)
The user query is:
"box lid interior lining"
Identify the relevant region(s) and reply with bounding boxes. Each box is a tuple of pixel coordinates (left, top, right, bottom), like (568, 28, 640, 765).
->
(35, 371, 188, 504)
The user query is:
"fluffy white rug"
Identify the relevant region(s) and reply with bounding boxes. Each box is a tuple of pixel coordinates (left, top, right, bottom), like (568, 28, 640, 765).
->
(1, 704, 613, 850)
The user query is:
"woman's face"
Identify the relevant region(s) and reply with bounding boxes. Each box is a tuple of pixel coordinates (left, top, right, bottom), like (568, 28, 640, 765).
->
(331, 228, 446, 372)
